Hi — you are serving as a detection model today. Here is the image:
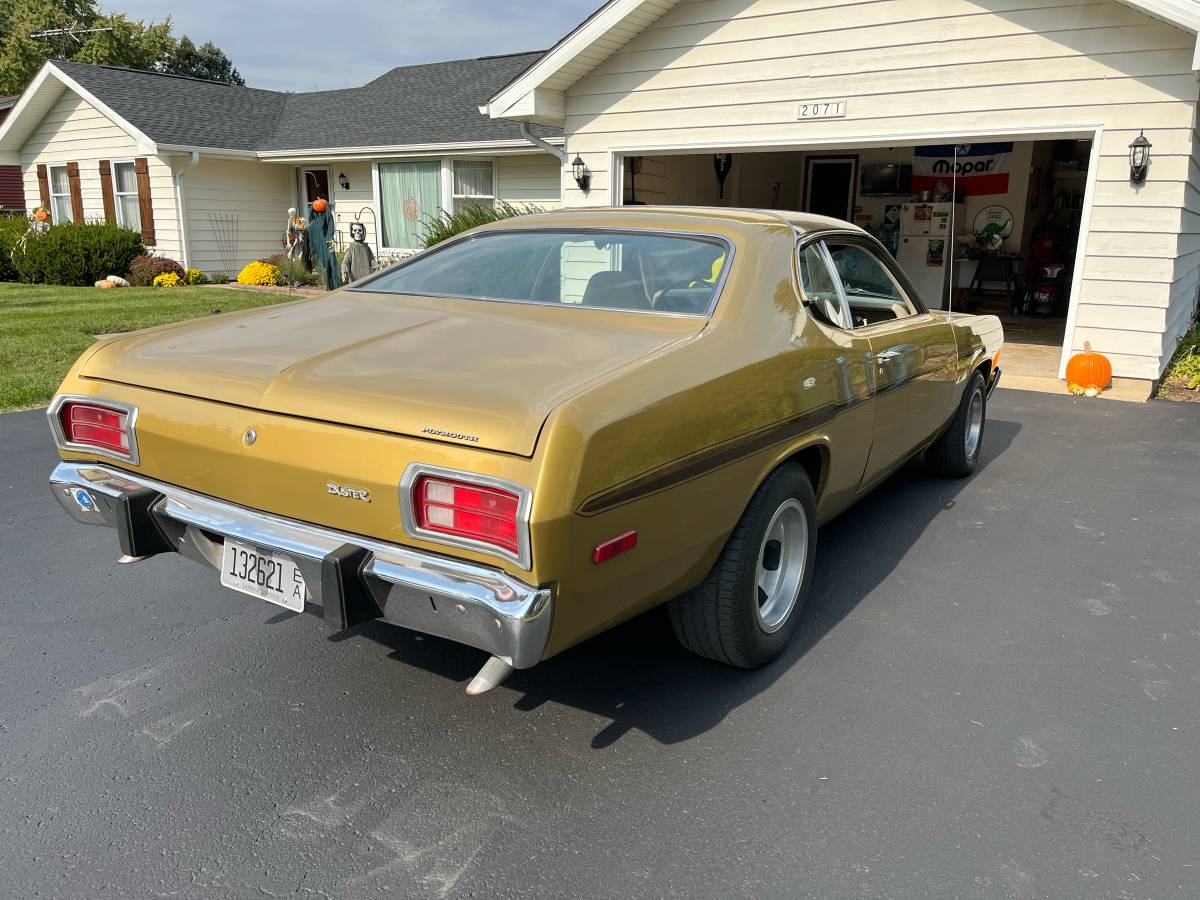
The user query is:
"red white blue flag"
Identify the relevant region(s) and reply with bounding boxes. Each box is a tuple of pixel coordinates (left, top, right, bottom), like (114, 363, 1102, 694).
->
(912, 142, 1013, 196)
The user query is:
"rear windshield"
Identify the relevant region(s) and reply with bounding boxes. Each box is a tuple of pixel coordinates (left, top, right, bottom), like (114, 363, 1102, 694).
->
(356, 229, 730, 316)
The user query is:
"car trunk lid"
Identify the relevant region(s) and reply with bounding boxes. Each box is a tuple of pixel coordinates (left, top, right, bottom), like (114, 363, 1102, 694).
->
(81, 290, 703, 456)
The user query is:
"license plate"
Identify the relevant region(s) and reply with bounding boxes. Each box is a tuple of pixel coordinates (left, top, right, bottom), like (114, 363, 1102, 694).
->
(220, 539, 306, 612)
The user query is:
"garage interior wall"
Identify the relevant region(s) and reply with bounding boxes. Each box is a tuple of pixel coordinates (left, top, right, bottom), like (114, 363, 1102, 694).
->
(563, 0, 1200, 382)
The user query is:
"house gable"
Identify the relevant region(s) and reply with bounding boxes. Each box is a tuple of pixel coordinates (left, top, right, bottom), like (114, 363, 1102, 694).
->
(0, 63, 155, 165)
(486, 0, 1200, 127)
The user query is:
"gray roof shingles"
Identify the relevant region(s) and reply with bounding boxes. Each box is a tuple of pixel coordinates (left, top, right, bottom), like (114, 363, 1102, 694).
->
(51, 52, 558, 153)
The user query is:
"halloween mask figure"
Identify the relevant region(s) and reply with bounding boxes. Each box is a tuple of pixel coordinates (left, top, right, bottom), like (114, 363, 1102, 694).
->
(341, 221, 375, 284)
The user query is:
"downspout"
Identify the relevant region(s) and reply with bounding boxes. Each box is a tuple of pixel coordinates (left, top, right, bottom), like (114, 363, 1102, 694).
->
(519, 122, 567, 164)
(173, 151, 200, 268)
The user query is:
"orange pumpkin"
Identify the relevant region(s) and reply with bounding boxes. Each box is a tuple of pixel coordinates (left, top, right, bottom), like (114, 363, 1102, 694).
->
(34, 207, 49, 222)
(1065, 342, 1112, 392)
(311, 197, 328, 213)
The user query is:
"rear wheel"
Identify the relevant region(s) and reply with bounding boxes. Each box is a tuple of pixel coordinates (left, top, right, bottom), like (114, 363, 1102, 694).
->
(669, 465, 817, 668)
(927, 369, 988, 478)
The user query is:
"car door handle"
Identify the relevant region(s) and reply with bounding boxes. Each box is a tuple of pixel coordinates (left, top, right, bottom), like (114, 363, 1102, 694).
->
(876, 350, 903, 363)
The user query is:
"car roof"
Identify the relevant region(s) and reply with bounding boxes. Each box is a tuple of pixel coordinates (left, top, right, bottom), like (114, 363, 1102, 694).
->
(479, 206, 869, 238)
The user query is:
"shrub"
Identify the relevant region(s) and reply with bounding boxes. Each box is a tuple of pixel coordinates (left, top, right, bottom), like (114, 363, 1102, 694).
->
(182, 267, 206, 285)
(260, 252, 317, 286)
(0, 214, 30, 282)
(237, 260, 281, 286)
(1165, 323, 1200, 390)
(419, 202, 543, 249)
(129, 255, 185, 287)
(153, 271, 182, 287)
(11, 221, 145, 286)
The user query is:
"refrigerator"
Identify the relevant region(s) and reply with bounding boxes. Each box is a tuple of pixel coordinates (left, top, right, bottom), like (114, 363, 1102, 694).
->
(897, 202, 964, 310)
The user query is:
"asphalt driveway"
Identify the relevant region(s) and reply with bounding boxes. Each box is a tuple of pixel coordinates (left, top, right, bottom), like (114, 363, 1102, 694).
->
(1, 389, 1197, 898)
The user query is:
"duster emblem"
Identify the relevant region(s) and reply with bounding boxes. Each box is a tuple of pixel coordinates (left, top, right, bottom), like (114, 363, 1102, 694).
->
(327, 483, 371, 503)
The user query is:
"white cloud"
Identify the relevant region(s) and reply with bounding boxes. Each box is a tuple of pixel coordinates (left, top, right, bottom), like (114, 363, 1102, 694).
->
(112, 0, 600, 89)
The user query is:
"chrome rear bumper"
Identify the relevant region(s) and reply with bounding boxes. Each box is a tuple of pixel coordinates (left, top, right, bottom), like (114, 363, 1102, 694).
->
(49, 462, 552, 669)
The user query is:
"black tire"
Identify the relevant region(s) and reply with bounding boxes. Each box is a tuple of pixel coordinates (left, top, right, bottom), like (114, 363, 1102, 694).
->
(927, 369, 988, 478)
(669, 465, 817, 668)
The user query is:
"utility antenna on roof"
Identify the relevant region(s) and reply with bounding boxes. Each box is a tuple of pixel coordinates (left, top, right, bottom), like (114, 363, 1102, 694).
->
(30, 25, 113, 44)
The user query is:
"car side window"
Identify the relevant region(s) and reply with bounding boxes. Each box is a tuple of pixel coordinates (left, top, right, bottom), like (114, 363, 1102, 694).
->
(824, 242, 918, 328)
(797, 242, 850, 329)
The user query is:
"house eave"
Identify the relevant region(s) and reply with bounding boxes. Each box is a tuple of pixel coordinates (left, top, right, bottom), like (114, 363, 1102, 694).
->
(486, 0, 677, 122)
(255, 137, 564, 163)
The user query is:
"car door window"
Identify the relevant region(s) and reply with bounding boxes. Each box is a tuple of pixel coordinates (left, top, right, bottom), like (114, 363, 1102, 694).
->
(797, 242, 850, 329)
(825, 242, 918, 328)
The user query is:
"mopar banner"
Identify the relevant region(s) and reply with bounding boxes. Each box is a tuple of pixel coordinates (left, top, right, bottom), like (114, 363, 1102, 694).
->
(912, 142, 1013, 196)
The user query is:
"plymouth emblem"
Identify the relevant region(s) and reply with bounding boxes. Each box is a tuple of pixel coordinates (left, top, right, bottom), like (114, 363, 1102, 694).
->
(327, 483, 371, 503)
(421, 427, 479, 443)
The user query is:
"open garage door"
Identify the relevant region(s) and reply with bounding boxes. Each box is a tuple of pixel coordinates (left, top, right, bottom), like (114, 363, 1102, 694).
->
(619, 138, 1094, 388)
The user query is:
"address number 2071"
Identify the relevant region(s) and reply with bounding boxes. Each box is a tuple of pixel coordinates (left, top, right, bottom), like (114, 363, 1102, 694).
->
(797, 100, 847, 120)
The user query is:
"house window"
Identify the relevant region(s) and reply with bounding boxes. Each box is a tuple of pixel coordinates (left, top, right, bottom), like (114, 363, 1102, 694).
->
(48, 165, 72, 223)
(452, 160, 494, 211)
(112, 161, 141, 232)
(379, 160, 441, 250)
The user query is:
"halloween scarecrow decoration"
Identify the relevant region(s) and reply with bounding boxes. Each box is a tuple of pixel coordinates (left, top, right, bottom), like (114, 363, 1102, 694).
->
(306, 200, 340, 290)
(340, 220, 375, 284)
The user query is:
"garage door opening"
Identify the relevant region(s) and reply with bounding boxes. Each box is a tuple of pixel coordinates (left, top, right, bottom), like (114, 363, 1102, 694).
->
(621, 139, 1092, 384)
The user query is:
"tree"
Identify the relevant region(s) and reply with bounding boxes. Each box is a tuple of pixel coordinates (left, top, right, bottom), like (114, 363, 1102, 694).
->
(166, 37, 242, 85)
(0, 0, 244, 95)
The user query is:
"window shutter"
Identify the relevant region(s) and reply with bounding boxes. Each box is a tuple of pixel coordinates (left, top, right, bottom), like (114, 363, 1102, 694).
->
(36, 164, 50, 210)
(65, 161, 83, 221)
(98, 160, 116, 224)
(134, 157, 155, 245)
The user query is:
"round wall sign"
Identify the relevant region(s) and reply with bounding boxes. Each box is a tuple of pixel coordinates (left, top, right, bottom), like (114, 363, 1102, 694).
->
(973, 205, 1014, 239)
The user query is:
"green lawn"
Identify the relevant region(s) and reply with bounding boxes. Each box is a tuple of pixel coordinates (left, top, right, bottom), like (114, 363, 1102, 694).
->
(0, 283, 301, 412)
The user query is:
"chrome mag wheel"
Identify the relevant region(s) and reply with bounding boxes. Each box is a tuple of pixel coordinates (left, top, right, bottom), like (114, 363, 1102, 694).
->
(754, 498, 809, 632)
(965, 387, 985, 459)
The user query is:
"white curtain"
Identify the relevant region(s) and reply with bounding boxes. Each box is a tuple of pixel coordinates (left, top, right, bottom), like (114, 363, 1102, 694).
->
(49, 166, 72, 223)
(453, 161, 493, 198)
(113, 162, 141, 232)
(379, 161, 441, 249)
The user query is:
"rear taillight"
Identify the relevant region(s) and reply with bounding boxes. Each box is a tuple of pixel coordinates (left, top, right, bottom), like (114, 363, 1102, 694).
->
(50, 397, 137, 462)
(404, 467, 529, 567)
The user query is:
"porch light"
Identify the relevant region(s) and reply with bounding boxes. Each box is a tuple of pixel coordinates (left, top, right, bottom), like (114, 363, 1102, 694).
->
(1128, 131, 1151, 185)
(571, 155, 591, 193)
(338, 172, 350, 190)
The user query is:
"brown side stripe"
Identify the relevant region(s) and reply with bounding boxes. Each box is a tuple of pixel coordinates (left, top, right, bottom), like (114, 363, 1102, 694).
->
(577, 400, 848, 516)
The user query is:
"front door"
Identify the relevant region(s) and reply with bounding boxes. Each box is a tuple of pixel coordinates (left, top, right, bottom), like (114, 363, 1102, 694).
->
(301, 168, 331, 210)
(804, 156, 858, 221)
(820, 238, 960, 487)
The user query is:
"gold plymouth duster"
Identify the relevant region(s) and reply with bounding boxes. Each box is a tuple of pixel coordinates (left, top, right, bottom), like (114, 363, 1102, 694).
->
(47, 208, 1002, 693)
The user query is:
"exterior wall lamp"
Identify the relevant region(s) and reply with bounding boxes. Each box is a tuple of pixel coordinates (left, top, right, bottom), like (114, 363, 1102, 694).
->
(572, 155, 591, 193)
(338, 172, 350, 190)
(1128, 131, 1151, 185)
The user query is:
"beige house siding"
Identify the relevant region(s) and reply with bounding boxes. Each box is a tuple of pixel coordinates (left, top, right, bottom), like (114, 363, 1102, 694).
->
(496, 154, 563, 209)
(19, 90, 180, 259)
(180, 157, 293, 275)
(561, 0, 1200, 380)
(327, 161, 378, 253)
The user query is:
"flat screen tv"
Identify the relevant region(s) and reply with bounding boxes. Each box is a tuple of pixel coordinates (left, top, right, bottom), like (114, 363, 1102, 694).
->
(861, 164, 912, 196)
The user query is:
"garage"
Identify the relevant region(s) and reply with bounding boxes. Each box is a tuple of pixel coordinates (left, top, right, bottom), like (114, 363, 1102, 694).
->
(616, 135, 1095, 387)
(487, 0, 1200, 398)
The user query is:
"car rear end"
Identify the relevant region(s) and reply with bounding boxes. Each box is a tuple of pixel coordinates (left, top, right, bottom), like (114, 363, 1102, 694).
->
(48, 380, 555, 679)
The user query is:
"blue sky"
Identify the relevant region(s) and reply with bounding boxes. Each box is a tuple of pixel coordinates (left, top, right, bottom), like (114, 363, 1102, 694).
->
(113, 0, 600, 90)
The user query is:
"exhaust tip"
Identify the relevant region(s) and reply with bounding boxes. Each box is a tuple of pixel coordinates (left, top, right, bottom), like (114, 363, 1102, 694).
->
(465, 656, 514, 695)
